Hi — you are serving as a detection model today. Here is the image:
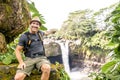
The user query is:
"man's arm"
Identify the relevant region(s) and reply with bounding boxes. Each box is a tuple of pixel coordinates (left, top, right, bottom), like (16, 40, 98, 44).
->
(15, 45, 24, 64)
(15, 45, 26, 69)
(44, 29, 57, 36)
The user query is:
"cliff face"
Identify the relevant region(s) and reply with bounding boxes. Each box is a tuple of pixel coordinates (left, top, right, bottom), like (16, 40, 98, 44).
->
(0, 0, 31, 53)
(44, 41, 105, 72)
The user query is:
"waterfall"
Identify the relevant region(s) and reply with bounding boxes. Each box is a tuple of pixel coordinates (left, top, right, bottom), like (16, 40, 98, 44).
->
(56, 40, 91, 80)
(58, 40, 70, 74)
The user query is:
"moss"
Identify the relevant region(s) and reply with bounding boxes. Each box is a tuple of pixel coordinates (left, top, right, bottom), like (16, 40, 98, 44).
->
(0, 0, 31, 45)
(5, 5, 12, 15)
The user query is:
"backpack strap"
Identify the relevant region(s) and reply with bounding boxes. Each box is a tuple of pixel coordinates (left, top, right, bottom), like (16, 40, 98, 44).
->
(37, 31, 45, 56)
(37, 31, 43, 41)
(25, 31, 43, 47)
(24, 32, 32, 48)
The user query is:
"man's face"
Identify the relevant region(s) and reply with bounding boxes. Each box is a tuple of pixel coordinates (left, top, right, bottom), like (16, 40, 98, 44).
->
(30, 21, 40, 33)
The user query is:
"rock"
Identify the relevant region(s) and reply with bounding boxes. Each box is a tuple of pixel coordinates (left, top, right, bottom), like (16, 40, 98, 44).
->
(0, 63, 66, 80)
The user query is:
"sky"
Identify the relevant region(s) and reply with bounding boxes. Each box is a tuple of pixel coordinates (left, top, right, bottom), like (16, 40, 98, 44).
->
(32, 0, 119, 30)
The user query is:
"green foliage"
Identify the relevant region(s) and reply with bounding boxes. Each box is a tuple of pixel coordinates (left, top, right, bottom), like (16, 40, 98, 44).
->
(0, 43, 17, 65)
(90, 59, 120, 80)
(57, 9, 112, 55)
(90, 72, 120, 80)
(90, 3, 120, 80)
(101, 60, 117, 73)
(107, 3, 120, 58)
(28, 0, 47, 30)
(60, 9, 96, 40)
(87, 31, 111, 50)
(55, 62, 70, 80)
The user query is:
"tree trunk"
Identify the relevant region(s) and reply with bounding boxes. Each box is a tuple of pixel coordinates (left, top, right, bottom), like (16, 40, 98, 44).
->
(0, 0, 31, 53)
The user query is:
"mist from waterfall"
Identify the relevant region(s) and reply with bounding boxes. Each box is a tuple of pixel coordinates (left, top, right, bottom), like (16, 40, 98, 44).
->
(56, 40, 91, 80)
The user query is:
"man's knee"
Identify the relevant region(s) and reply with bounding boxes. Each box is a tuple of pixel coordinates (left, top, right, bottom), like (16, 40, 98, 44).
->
(41, 64, 51, 73)
(14, 73, 26, 80)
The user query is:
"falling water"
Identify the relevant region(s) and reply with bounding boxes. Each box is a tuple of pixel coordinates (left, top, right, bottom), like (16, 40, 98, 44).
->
(58, 41, 70, 74)
(57, 40, 91, 80)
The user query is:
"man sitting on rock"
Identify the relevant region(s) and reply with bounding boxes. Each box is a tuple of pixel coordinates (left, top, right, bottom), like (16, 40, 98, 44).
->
(14, 16, 51, 80)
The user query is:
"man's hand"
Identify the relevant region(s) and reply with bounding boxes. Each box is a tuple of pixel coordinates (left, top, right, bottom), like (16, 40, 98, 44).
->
(18, 62, 26, 70)
(45, 29, 57, 36)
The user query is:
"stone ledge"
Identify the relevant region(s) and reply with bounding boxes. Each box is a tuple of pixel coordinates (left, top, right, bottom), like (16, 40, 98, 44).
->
(0, 64, 63, 80)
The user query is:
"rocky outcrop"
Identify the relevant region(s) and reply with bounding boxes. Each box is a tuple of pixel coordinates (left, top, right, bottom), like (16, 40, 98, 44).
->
(69, 41, 105, 72)
(0, 64, 65, 80)
(0, 0, 30, 43)
(44, 42, 61, 56)
(44, 42, 63, 64)
(0, 0, 31, 53)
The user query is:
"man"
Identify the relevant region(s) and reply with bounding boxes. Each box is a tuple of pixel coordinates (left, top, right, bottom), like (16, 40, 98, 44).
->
(14, 16, 51, 80)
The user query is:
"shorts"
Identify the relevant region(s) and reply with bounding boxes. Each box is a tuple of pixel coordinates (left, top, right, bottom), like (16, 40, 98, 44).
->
(16, 56, 50, 76)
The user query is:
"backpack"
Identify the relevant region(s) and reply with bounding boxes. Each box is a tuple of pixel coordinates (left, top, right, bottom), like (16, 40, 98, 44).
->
(23, 31, 45, 56)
